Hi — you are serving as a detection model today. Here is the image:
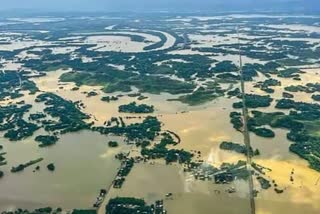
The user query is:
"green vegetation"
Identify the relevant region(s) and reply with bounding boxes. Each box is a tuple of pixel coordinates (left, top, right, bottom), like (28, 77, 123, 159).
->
(0, 104, 39, 141)
(0, 151, 6, 166)
(106, 197, 152, 214)
(285, 83, 320, 93)
(283, 92, 294, 98)
(108, 141, 119, 147)
(113, 157, 134, 188)
(212, 61, 238, 73)
(35, 135, 59, 147)
(35, 93, 90, 134)
(137, 95, 148, 100)
(240, 101, 320, 171)
(141, 132, 193, 164)
(34, 207, 54, 213)
(29, 112, 46, 121)
(87, 91, 98, 97)
(189, 159, 251, 183)
(168, 83, 225, 106)
(143, 31, 168, 51)
(278, 68, 301, 78)
(136, 140, 151, 148)
(47, 163, 55, 171)
(254, 78, 281, 93)
(2, 13, 320, 202)
(242, 64, 259, 81)
(227, 88, 240, 97)
(11, 158, 44, 173)
(230, 112, 243, 131)
(219, 141, 259, 157)
(60, 70, 195, 95)
(1, 207, 65, 214)
(93, 116, 161, 141)
(214, 161, 249, 184)
(101, 96, 119, 102)
(119, 102, 154, 113)
(233, 94, 273, 109)
(0, 71, 39, 101)
(166, 57, 214, 80)
(250, 127, 275, 138)
(100, 33, 146, 43)
(312, 94, 320, 101)
(285, 85, 309, 93)
(216, 73, 239, 83)
(256, 176, 271, 189)
(247, 111, 281, 138)
(230, 111, 278, 138)
(3, 120, 39, 141)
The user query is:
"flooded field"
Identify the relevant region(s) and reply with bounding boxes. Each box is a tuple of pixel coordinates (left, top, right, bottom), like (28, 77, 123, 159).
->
(1, 12, 320, 214)
(0, 130, 128, 211)
(28, 68, 320, 214)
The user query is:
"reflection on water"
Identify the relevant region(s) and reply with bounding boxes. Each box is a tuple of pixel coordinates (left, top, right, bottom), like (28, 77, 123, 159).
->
(104, 163, 251, 214)
(1, 67, 320, 213)
(0, 130, 128, 211)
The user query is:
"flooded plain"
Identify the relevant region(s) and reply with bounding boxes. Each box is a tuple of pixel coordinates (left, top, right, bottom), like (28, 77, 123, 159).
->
(1, 13, 320, 214)
(0, 128, 129, 211)
(28, 68, 320, 214)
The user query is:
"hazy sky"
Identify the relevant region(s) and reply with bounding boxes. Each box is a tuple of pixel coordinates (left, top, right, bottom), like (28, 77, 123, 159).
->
(0, 0, 318, 12)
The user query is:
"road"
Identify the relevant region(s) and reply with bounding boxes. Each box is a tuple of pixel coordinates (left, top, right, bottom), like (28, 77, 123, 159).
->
(237, 29, 256, 214)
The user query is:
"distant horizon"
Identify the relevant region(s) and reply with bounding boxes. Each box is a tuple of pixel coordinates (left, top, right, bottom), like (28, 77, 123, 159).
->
(0, 9, 319, 18)
(0, 0, 319, 14)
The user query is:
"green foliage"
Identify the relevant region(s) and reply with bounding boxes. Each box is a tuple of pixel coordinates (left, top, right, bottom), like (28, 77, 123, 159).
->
(108, 141, 119, 147)
(229, 112, 243, 131)
(119, 102, 154, 113)
(47, 163, 55, 171)
(106, 197, 152, 214)
(248, 99, 320, 171)
(250, 127, 275, 138)
(212, 61, 238, 73)
(256, 176, 271, 189)
(0, 105, 39, 140)
(219, 141, 258, 156)
(60, 70, 195, 95)
(101, 96, 119, 102)
(312, 94, 320, 101)
(143, 31, 167, 51)
(254, 78, 281, 93)
(141, 133, 193, 164)
(35, 93, 90, 134)
(35, 135, 59, 147)
(93, 116, 161, 141)
(29, 112, 46, 121)
(277, 68, 301, 78)
(0, 71, 39, 101)
(11, 158, 44, 173)
(169, 85, 225, 106)
(233, 94, 273, 109)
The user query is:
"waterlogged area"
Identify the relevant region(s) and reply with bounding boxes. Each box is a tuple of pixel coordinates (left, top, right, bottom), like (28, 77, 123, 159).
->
(0, 130, 127, 211)
(0, 12, 320, 214)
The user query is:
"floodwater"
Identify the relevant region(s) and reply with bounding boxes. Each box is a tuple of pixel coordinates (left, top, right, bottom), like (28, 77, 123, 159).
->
(0, 129, 127, 211)
(82, 30, 175, 52)
(31, 69, 320, 213)
(1, 19, 320, 212)
(28, 68, 320, 213)
(100, 163, 251, 214)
